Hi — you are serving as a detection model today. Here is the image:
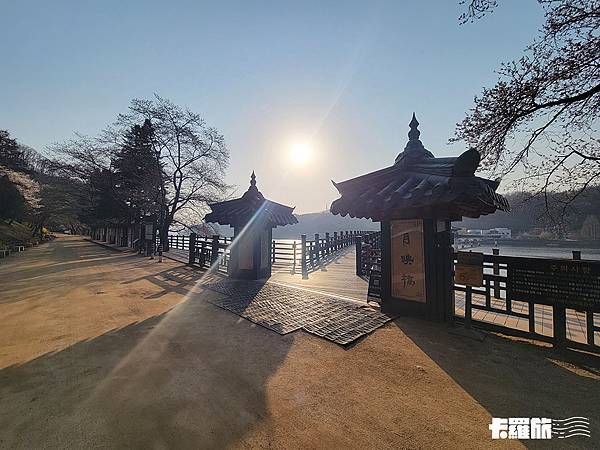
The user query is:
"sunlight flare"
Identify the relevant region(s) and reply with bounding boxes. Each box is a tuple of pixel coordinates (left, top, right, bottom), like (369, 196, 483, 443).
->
(290, 143, 311, 166)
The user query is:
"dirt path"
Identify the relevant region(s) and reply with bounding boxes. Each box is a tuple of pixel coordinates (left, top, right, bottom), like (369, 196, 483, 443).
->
(0, 236, 598, 449)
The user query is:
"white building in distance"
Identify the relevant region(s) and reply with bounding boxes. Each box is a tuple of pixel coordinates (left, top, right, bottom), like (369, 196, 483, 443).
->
(458, 227, 512, 240)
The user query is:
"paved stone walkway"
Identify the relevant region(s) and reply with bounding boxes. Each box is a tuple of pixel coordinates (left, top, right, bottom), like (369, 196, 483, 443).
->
(203, 280, 395, 345)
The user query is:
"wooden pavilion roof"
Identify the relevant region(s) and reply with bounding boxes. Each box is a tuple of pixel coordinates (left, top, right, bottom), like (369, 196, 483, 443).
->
(330, 114, 510, 221)
(204, 172, 298, 227)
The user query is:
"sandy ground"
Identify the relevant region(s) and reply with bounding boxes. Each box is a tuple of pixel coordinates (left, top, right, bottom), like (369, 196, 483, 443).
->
(0, 235, 599, 449)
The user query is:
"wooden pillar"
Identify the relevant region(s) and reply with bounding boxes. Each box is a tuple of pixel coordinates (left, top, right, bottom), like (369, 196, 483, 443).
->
(188, 233, 196, 265)
(314, 233, 320, 262)
(355, 235, 363, 276)
(138, 224, 144, 254)
(464, 286, 472, 329)
(301, 234, 308, 279)
(492, 248, 500, 299)
(571, 250, 593, 346)
(553, 252, 576, 348)
(272, 240, 276, 263)
(292, 241, 297, 274)
(211, 235, 220, 264)
(333, 232, 338, 252)
(325, 232, 330, 256)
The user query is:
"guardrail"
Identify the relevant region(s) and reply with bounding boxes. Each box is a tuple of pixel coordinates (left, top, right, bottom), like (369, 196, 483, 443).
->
(355, 234, 599, 353)
(164, 230, 376, 276)
(454, 249, 600, 354)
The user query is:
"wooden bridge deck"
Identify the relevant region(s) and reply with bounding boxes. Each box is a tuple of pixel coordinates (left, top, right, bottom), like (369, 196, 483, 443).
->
(270, 247, 369, 303)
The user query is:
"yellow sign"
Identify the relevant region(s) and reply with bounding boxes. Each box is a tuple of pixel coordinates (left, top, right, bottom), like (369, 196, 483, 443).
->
(455, 264, 484, 287)
(455, 251, 484, 287)
(391, 219, 426, 303)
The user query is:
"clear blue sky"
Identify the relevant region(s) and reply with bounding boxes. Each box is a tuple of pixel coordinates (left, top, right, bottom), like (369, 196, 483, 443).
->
(1, 0, 544, 213)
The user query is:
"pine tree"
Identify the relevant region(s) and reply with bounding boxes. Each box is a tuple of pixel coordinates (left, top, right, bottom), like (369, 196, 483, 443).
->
(112, 119, 162, 221)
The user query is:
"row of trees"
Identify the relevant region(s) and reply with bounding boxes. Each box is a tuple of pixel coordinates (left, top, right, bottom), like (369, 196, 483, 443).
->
(1, 96, 230, 249)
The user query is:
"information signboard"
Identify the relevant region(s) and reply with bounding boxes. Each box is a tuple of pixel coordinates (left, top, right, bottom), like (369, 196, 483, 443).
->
(367, 268, 382, 302)
(506, 257, 600, 311)
(391, 219, 426, 303)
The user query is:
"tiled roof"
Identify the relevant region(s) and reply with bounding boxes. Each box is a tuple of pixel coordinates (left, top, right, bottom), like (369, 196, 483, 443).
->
(205, 172, 298, 227)
(330, 115, 510, 221)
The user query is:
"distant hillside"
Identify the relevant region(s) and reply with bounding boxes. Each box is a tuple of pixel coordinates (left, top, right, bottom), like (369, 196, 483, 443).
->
(455, 189, 600, 237)
(212, 211, 378, 239)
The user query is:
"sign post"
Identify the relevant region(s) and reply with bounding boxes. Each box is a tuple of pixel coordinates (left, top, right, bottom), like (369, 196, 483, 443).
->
(453, 252, 484, 339)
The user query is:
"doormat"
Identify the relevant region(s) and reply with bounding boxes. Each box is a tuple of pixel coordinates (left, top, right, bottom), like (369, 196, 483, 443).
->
(202, 280, 396, 345)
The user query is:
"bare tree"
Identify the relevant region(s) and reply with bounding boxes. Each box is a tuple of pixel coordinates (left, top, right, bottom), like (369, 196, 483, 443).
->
(453, 0, 600, 228)
(114, 95, 229, 249)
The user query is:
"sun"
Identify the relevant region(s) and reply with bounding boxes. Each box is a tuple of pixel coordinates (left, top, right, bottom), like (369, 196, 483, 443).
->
(290, 143, 311, 165)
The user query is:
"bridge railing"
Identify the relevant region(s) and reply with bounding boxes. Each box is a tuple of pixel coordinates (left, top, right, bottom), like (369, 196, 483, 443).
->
(453, 249, 600, 354)
(355, 234, 600, 354)
(164, 230, 375, 275)
(296, 230, 373, 278)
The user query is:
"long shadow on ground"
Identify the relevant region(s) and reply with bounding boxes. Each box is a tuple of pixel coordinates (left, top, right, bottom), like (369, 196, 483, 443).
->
(0, 289, 293, 448)
(394, 318, 600, 449)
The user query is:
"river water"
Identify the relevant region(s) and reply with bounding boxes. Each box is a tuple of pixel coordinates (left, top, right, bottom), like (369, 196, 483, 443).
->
(275, 238, 600, 260)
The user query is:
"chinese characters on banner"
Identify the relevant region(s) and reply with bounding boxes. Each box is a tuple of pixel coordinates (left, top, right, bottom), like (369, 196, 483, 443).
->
(391, 219, 426, 303)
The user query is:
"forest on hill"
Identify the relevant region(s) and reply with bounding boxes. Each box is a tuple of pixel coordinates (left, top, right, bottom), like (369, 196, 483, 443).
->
(456, 189, 600, 238)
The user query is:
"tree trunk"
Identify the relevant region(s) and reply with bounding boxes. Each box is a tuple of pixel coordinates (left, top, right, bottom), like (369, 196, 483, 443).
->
(160, 223, 170, 251)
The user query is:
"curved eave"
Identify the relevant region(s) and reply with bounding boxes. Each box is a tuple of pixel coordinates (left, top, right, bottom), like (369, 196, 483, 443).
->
(205, 198, 297, 227)
(330, 173, 509, 221)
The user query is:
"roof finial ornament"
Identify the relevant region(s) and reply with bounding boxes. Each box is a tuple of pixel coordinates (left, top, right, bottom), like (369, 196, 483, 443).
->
(250, 170, 256, 187)
(408, 112, 420, 141)
(394, 112, 434, 164)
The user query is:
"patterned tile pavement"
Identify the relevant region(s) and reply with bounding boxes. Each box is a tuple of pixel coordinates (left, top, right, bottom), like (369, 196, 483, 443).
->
(202, 280, 395, 345)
